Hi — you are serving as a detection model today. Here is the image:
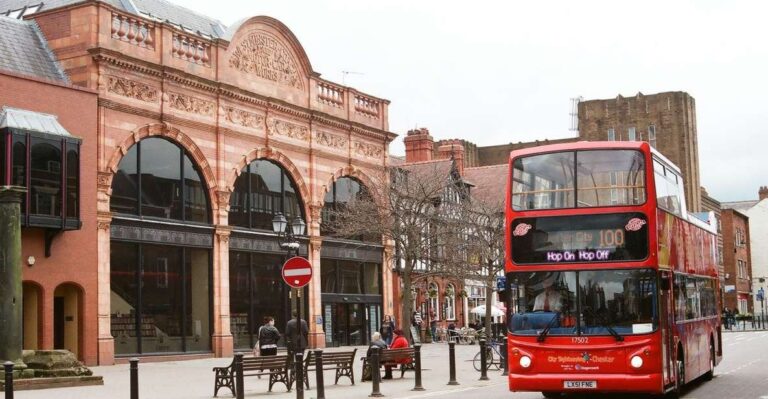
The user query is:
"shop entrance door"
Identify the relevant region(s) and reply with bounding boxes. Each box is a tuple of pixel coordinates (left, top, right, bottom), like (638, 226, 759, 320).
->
(328, 303, 383, 346)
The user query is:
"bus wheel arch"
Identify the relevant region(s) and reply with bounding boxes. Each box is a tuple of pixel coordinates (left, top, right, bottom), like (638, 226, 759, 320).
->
(675, 344, 685, 393)
(704, 336, 715, 380)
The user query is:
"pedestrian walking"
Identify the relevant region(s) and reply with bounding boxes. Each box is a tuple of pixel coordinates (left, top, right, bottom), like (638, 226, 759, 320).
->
(286, 310, 309, 357)
(255, 316, 280, 356)
(381, 315, 396, 346)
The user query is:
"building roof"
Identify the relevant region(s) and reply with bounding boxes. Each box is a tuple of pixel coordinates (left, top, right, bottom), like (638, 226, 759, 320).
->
(0, 16, 68, 82)
(399, 159, 453, 180)
(722, 200, 759, 213)
(0, 106, 76, 137)
(463, 164, 507, 206)
(0, 0, 226, 38)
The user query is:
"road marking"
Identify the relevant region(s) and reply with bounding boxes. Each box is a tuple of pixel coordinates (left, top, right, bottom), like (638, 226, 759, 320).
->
(718, 358, 761, 375)
(395, 381, 507, 399)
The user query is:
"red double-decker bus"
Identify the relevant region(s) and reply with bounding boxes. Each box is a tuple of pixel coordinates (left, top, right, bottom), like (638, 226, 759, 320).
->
(504, 141, 722, 397)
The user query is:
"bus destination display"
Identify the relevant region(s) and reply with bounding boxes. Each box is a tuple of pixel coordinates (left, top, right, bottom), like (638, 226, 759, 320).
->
(511, 213, 649, 264)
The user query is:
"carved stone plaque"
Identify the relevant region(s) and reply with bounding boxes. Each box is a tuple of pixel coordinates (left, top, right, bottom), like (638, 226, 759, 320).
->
(229, 32, 303, 90)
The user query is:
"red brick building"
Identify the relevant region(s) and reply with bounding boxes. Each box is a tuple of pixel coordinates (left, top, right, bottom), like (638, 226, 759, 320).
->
(720, 208, 753, 315)
(2, 0, 395, 365)
(0, 16, 99, 364)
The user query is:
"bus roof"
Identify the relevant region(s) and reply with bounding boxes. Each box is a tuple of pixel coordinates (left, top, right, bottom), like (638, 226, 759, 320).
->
(507, 140, 650, 161)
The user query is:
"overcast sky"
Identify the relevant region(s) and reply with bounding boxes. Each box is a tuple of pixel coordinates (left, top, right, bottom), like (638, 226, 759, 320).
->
(178, 0, 766, 202)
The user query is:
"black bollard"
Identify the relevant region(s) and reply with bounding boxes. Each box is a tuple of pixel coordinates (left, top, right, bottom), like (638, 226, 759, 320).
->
(479, 339, 489, 381)
(4, 361, 14, 399)
(369, 347, 383, 397)
(129, 358, 139, 399)
(447, 341, 459, 385)
(412, 344, 424, 391)
(234, 353, 244, 399)
(500, 339, 509, 376)
(295, 352, 304, 399)
(314, 350, 325, 399)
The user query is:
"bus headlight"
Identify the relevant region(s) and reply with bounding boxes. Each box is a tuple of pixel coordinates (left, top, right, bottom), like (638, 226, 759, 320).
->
(520, 355, 532, 368)
(630, 355, 643, 368)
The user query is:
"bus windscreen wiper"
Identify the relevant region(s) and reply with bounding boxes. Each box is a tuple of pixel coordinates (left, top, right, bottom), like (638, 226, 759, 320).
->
(536, 313, 560, 342)
(585, 307, 624, 342)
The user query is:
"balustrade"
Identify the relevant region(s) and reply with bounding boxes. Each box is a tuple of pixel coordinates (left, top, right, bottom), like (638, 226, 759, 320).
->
(172, 32, 211, 66)
(111, 13, 154, 48)
(354, 94, 380, 119)
(317, 81, 344, 107)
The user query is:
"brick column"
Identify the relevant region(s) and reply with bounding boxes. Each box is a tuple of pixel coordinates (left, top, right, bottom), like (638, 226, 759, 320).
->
(212, 189, 233, 357)
(96, 171, 115, 365)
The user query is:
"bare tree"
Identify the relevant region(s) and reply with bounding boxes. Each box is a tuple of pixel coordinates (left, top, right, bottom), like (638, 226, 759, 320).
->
(325, 162, 468, 341)
(462, 196, 506, 338)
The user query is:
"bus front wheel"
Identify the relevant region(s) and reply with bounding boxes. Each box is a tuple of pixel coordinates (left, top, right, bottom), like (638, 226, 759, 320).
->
(672, 347, 685, 398)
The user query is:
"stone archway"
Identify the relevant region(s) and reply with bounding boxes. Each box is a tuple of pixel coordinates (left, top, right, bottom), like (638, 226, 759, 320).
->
(102, 123, 219, 214)
(53, 282, 84, 359)
(225, 147, 312, 221)
(22, 281, 43, 351)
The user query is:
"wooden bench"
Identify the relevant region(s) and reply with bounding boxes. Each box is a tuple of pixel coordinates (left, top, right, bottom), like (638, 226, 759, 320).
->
(302, 348, 357, 388)
(213, 354, 292, 397)
(361, 347, 416, 381)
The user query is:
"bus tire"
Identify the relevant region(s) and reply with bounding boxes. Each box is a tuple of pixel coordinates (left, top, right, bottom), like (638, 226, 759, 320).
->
(541, 392, 561, 398)
(704, 338, 715, 381)
(672, 346, 685, 398)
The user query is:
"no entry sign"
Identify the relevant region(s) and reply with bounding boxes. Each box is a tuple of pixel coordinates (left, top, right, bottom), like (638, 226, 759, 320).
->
(281, 256, 313, 288)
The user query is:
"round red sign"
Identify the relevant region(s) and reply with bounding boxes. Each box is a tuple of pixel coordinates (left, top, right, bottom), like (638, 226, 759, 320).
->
(281, 256, 313, 288)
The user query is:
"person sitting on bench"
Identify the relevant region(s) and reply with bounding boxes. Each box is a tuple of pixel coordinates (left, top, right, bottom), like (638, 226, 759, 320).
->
(383, 329, 409, 379)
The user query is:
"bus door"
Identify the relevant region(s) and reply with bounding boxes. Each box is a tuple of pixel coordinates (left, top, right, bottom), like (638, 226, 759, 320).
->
(659, 271, 675, 387)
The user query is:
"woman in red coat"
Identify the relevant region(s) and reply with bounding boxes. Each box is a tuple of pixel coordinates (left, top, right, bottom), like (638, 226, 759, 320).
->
(384, 329, 410, 379)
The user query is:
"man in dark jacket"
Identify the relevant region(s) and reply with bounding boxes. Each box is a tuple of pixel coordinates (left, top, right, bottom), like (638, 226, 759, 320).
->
(285, 310, 309, 355)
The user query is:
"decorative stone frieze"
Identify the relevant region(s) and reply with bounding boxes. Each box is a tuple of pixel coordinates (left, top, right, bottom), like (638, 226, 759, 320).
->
(229, 32, 303, 90)
(314, 130, 347, 150)
(267, 118, 309, 141)
(107, 76, 158, 103)
(354, 141, 383, 159)
(224, 107, 265, 129)
(168, 92, 215, 117)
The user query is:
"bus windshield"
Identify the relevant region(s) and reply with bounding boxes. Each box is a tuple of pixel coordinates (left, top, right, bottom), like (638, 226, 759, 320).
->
(512, 150, 646, 210)
(508, 269, 657, 337)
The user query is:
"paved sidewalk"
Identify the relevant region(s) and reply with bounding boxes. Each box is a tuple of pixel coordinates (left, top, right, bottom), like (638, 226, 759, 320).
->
(15, 343, 507, 399)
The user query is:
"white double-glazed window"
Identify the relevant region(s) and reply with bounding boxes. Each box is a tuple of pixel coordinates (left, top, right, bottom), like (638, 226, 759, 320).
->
(428, 283, 440, 321)
(607, 128, 616, 141)
(648, 125, 657, 148)
(628, 127, 637, 141)
(445, 284, 456, 320)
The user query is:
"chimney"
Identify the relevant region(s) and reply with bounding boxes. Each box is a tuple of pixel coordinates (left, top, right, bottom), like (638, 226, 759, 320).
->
(436, 139, 465, 174)
(404, 128, 434, 163)
(760, 186, 768, 201)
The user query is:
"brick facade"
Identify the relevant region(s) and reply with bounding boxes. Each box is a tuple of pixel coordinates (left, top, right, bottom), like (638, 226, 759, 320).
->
(20, 2, 395, 365)
(721, 209, 753, 314)
(0, 70, 99, 365)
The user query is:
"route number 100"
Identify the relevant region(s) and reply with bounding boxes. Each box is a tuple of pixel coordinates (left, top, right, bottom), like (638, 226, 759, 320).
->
(599, 229, 625, 247)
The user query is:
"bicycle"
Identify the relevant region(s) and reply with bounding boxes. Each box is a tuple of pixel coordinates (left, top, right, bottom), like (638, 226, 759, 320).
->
(472, 338, 505, 371)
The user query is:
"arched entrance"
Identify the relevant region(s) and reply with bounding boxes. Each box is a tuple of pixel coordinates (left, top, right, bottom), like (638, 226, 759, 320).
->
(22, 282, 42, 350)
(53, 283, 83, 358)
(109, 136, 214, 356)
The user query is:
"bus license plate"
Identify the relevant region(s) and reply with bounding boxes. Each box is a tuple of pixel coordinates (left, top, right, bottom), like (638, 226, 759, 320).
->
(564, 380, 597, 389)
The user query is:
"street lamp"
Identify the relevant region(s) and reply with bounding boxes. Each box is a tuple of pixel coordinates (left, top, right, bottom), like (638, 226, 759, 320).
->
(272, 211, 307, 379)
(272, 212, 306, 256)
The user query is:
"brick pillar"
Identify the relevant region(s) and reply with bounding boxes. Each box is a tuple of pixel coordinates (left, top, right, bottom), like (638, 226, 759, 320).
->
(212, 190, 234, 358)
(96, 171, 115, 365)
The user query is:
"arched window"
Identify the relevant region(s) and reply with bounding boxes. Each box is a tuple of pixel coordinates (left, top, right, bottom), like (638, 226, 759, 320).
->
(445, 284, 456, 321)
(428, 283, 440, 321)
(110, 137, 210, 223)
(229, 159, 304, 230)
(321, 176, 370, 236)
